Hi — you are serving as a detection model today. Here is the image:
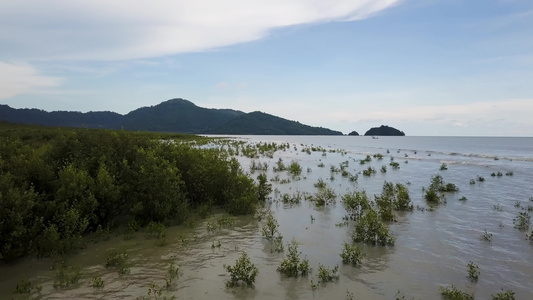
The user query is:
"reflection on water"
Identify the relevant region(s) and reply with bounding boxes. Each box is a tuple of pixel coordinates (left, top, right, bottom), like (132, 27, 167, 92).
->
(1, 136, 533, 299)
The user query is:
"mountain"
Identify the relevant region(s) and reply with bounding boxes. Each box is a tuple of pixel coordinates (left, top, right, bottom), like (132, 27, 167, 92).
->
(0, 99, 342, 135)
(122, 99, 245, 133)
(211, 111, 343, 135)
(364, 125, 405, 136)
(0, 105, 122, 129)
(348, 130, 359, 136)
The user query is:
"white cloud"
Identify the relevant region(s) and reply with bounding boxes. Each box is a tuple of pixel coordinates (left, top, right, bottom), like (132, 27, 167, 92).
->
(0, 62, 63, 99)
(0, 0, 400, 61)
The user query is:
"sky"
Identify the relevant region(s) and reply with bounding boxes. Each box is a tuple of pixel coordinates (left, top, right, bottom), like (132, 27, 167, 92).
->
(1, 0, 533, 136)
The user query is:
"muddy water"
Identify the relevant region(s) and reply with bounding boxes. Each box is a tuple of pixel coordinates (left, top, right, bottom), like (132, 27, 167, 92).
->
(2, 136, 533, 299)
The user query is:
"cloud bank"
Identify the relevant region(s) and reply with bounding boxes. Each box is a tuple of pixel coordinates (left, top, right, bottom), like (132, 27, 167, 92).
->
(0, 0, 400, 61)
(0, 62, 63, 99)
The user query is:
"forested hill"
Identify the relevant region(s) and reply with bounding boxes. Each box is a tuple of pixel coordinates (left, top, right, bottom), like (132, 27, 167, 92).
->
(121, 99, 245, 133)
(0, 99, 342, 135)
(211, 111, 343, 135)
(364, 125, 405, 136)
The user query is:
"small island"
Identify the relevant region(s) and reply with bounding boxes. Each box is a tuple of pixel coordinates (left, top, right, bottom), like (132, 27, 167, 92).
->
(348, 130, 359, 136)
(364, 125, 405, 136)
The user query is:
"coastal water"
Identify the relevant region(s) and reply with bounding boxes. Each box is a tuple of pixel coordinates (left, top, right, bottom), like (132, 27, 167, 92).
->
(1, 136, 532, 299)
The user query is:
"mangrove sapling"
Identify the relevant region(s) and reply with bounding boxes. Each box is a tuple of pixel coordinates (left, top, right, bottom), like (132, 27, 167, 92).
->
(390, 161, 400, 169)
(467, 261, 480, 282)
(340, 242, 364, 266)
(477, 175, 485, 182)
(261, 213, 279, 240)
(459, 196, 467, 202)
(381, 165, 387, 173)
(106, 249, 130, 276)
(165, 261, 181, 289)
(317, 264, 339, 283)
(224, 252, 259, 287)
(211, 240, 221, 249)
(14, 277, 41, 294)
(469, 179, 476, 185)
(352, 209, 395, 246)
(288, 161, 302, 177)
(92, 275, 104, 289)
(314, 178, 326, 189)
(309, 187, 337, 207)
(481, 229, 493, 243)
(493, 203, 503, 211)
(217, 215, 236, 228)
(342, 190, 371, 220)
(53, 260, 83, 289)
(273, 234, 284, 253)
(440, 163, 448, 170)
(206, 222, 217, 233)
(513, 211, 530, 230)
(273, 158, 287, 172)
(349, 174, 359, 182)
(505, 171, 514, 176)
(491, 289, 516, 300)
(257, 173, 272, 202)
(440, 285, 474, 300)
(362, 166, 376, 176)
(277, 239, 311, 277)
(346, 290, 355, 300)
(317, 162, 325, 168)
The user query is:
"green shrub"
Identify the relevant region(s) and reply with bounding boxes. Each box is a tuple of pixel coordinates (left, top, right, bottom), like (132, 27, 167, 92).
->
(491, 289, 515, 300)
(440, 285, 474, 300)
(53, 261, 82, 289)
(342, 191, 370, 220)
(92, 275, 104, 289)
(277, 239, 311, 277)
(288, 161, 302, 177)
(165, 261, 181, 289)
(340, 242, 364, 266)
(261, 212, 279, 240)
(317, 264, 339, 283)
(224, 252, 258, 287)
(352, 209, 395, 246)
(467, 261, 479, 282)
(106, 249, 130, 276)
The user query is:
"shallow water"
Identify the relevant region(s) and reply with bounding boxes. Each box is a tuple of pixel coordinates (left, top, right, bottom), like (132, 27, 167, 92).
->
(1, 136, 533, 299)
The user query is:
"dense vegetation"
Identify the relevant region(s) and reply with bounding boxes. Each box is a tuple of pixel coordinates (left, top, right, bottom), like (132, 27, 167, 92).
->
(0, 123, 260, 262)
(364, 125, 405, 136)
(0, 99, 343, 135)
(210, 111, 343, 135)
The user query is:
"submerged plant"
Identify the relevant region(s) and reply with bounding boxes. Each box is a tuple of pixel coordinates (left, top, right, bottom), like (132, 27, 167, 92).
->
(92, 275, 104, 289)
(440, 285, 474, 300)
(513, 211, 530, 230)
(317, 264, 339, 283)
(261, 212, 279, 240)
(467, 261, 480, 282)
(352, 209, 395, 246)
(165, 261, 181, 289)
(106, 249, 130, 276)
(491, 289, 516, 300)
(53, 261, 83, 289)
(224, 252, 258, 287)
(277, 239, 311, 277)
(340, 242, 364, 266)
(481, 229, 493, 243)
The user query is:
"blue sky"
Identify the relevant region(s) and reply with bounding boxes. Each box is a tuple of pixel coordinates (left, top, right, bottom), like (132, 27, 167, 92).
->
(1, 0, 532, 136)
